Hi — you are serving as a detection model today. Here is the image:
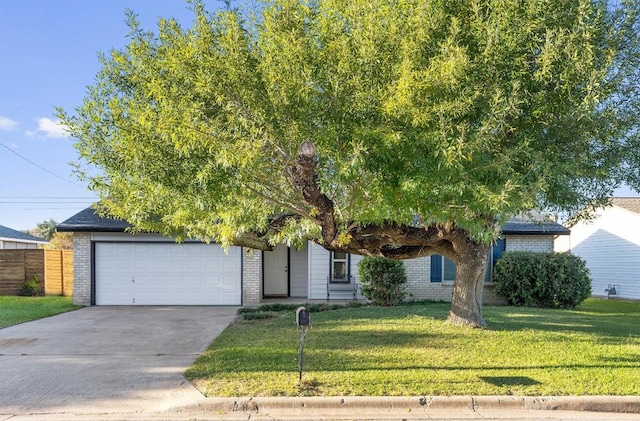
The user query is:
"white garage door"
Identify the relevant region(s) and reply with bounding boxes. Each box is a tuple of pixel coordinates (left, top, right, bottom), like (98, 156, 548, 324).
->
(95, 242, 241, 305)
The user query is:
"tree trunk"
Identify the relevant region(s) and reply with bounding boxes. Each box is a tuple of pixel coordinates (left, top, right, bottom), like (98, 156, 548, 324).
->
(447, 241, 491, 328)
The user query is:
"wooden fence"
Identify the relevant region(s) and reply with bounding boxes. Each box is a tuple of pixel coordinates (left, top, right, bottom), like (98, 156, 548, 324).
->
(0, 250, 73, 296)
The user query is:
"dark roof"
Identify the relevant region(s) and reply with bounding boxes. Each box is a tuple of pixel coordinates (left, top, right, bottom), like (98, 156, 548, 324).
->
(58, 206, 569, 236)
(0, 225, 47, 243)
(611, 197, 640, 214)
(57, 207, 131, 232)
(501, 218, 570, 236)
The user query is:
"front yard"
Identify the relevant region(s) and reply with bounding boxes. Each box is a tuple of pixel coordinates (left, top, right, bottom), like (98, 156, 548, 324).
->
(0, 296, 79, 329)
(186, 299, 640, 397)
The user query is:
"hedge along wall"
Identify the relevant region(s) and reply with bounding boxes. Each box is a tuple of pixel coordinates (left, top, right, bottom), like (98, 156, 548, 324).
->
(0, 250, 73, 296)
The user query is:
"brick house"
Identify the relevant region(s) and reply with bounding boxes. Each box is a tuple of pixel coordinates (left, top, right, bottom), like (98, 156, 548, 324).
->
(58, 208, 569, 306)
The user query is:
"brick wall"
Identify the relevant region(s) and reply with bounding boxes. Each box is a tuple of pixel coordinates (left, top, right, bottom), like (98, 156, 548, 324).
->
(242, 248, 262, 305)
(506, 235, 554, 252)
(73, 233, 92, 306)
(404, 257, 436, 300)
(400, 234, 553, 304)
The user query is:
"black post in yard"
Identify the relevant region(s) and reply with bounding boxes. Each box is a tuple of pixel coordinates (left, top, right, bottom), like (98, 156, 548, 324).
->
(299, 326, 307, 382)
(296, 306, 311, 383)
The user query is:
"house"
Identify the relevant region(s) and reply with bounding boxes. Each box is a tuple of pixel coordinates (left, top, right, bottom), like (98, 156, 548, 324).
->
(0, 225, 47, 249)
(58, 207, 569, 306)
(559, 197, 640, 301)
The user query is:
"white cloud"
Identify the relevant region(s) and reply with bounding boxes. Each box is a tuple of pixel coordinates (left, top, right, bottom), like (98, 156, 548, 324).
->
(36, 117, 70, 139)
(0, 116, 18, 130)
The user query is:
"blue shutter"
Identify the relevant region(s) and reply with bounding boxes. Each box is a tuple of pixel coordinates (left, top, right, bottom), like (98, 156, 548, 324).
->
(485, 238, 507, 283)
(430, 255, 442, 282)
(492, 239, 506, 266)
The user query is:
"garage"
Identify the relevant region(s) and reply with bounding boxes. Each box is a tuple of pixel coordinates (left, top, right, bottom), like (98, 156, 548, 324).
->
(95, 242, 242, 305)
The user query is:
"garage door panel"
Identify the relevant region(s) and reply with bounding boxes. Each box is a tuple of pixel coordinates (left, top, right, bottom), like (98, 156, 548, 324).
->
(95, 242, 241, 305)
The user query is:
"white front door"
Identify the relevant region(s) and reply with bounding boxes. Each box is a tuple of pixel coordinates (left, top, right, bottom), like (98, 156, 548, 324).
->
(263, 245, 288, 296)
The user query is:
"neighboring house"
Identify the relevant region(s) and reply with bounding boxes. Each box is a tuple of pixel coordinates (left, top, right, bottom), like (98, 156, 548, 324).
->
(58, 207, 569, 306)
(0, 225, 47, 249)
(559, 197, 640, 301)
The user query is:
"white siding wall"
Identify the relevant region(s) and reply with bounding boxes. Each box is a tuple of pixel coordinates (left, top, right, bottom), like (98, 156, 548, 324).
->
(308, 242, 330, 299)
(350, 254, 365, 299)
(569, 206, 640, 300)
(307, 243, 364, 299)
(290, 244, 308, 298)
(0, 241, 38, 249)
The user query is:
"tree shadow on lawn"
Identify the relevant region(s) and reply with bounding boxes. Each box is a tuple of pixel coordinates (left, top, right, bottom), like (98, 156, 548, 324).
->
(479, 376, 541, 387)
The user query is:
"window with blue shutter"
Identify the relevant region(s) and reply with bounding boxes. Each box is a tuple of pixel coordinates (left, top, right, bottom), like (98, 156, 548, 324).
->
(431, 239, 506, 283)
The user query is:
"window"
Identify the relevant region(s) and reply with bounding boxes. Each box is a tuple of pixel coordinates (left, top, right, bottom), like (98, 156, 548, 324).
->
(430, 239, 507, 283)
(331, 252, 350, 283)
(484, 238, 506, 283)
(430, 255, 456, 282)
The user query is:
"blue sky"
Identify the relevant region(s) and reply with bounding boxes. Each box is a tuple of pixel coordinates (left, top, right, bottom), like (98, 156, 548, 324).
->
(1, 1, 637, 232)
(0, 0, 216, 230)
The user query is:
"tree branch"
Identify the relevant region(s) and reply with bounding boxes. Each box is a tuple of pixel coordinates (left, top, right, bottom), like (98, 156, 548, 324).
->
(292, 141, 339, 245)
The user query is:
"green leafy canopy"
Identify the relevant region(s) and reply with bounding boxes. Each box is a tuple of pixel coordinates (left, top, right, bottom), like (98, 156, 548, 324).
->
(60, 0, 640, 247)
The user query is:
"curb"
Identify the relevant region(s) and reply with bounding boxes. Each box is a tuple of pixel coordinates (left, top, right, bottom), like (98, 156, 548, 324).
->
(173, 396, 640, 415)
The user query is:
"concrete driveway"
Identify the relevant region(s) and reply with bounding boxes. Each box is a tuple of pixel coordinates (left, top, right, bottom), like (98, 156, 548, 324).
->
(0, 306, 238, 416)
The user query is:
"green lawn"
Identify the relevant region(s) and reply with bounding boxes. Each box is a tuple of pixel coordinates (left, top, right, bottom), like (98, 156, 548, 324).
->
(186, 299, 640, 397)
(0, 296, 80, 329)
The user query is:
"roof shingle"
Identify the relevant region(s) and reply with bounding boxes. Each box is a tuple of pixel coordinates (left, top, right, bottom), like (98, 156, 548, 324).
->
(611, 197, 640, 214)
(0, 225, 47, 243)
(57, 207, 131, 232)
(57, 207, 569, 236)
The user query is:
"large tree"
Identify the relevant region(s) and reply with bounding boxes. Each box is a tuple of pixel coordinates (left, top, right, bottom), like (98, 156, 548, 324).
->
(61, 0, 640, 327)
(30, 218, 58, 241)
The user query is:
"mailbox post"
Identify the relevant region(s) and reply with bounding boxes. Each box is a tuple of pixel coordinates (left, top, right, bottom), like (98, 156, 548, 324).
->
(296, 306, 311, 382)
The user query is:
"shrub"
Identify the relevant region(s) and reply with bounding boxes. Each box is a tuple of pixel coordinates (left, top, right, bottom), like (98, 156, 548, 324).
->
(357, 256, 408, 306)
(19, 274, 45, 297)
(240, 311, 279, 320)
(237, 302, 368, 318)
(494, 251, 592, 308)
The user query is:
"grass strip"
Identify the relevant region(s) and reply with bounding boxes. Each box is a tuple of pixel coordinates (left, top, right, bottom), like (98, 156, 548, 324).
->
(0, 296, 80, 329)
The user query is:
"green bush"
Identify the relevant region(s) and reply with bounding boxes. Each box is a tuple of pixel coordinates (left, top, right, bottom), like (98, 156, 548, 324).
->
(19, 274, 45, 297)
(357, 257, 408, 306)
(494, 252, 592, 308)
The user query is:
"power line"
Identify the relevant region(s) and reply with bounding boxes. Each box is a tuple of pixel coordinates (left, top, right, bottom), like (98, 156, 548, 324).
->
(0, 196, 97, 199)
(0, 201, 94, 204)
(24, 207, 93, 210)
(0, 140, 84, 187)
